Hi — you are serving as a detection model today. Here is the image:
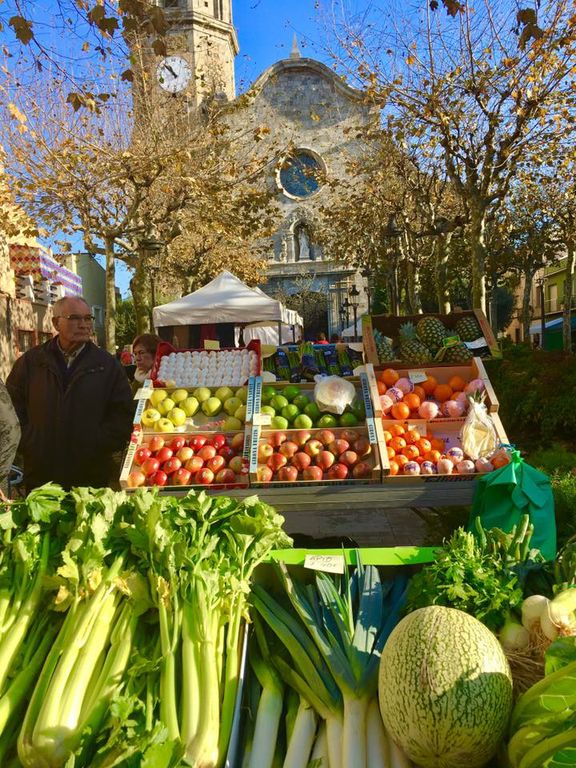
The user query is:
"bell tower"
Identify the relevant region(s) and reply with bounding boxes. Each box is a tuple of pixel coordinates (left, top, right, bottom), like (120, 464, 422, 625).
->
(158, 0, 238, 103)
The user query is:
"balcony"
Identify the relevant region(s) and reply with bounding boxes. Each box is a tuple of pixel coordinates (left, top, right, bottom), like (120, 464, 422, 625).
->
(533, 296, 576, 317)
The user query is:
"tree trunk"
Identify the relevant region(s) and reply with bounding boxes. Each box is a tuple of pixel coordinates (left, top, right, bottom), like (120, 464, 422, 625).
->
(488, 274, 499, 334)
(434, 234, 452, 314)
(563, 245, 575, 354)
(520, 269, 535, 342)
(469, 206, 488, 313)
(130, 257, 153, 334)
(104, 236, 116, 353)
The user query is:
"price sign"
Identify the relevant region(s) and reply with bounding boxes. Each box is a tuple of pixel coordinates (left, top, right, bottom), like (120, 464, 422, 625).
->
(304, 554, 346, 574)
(408, 370, 428, 384)
(204, 340, 220, 350)
(253, 413, 272, 426)
(133, 388, 153, 400)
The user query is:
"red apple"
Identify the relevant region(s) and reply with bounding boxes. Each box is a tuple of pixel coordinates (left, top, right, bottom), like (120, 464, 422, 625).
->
(267, 453, 288, 472)
(353, 437, 372, 458)
(184, 456, 204, 474)
(340, 450, 359, 467)
(257, 442, 274, 462)
(212, 433, 227, 450)
(230, 432, 246, 452)
(172, 467, 192, 486)
(198, 444, 217, 461)
(278, 465, 298, 482)
(341, 429, 360, 444)
(328, 439, 350, 456)
(127, 469, 146, 488)
(352, 461, 373, 479)
(316, 450, 336, 470)
(148, 435, 165, 453)
(141, 457, 160, 477)
(316, 429, 336, 447)
(156, 447, 173, 464)
(291, 452, 311, 471)
(304, 439, 323, 457)
(169, 436, 187, 453)
(176, 446, 194, 463)
(278, 440, 299, 459)
(197, 468, 215, 485)
(303, 465, 323, 481)
(294, 430, 312, 446)
(256, 465, 273, 483)
(146, 470, 168, 486)
(218, 445, 236, 461)
(228, 455, 247, 474)
(162, 457, 182, 475)
(268, 431, 287, 447)
(189, 435, 208, 451)
(134, 447, 152, 466)
(327, 463, 349, 480)
(207, 455, 226, 474)
(215, 468, 236, 484)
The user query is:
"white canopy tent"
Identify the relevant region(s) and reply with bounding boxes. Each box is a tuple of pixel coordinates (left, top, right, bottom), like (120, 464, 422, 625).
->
(153, 271, 303, 342)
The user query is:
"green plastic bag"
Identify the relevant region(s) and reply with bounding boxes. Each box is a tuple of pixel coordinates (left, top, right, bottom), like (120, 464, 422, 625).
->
(468, 450, 556, 560)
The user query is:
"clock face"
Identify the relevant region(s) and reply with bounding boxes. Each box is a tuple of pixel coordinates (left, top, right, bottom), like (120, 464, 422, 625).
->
(156, 56, 192, 93)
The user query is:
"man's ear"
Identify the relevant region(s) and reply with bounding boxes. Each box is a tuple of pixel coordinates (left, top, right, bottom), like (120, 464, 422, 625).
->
(52, 316, 60, 333)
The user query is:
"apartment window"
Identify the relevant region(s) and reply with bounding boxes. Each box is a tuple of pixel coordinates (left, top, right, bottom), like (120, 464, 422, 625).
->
(93, 306, 104, 326)
(548, 283, 558, 312)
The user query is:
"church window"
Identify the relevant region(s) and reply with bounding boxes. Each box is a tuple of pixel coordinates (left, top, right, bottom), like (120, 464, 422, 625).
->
(279, 149, 324, 199)
(163, 0, 181, 7)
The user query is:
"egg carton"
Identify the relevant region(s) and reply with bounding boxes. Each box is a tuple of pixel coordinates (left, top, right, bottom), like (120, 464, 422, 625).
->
(151, 340, 261, 388)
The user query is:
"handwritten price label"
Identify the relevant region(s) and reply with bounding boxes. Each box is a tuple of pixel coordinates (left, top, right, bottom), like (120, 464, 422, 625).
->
(304, 555, 346, 574)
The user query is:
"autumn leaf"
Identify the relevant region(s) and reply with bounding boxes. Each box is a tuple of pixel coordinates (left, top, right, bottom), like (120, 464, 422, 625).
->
(9, 15, 34, 45)
(8, 103, 28, 132)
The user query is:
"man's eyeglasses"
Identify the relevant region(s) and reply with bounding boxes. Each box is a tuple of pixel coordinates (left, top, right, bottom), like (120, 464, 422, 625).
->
(56, 315, 95, 323)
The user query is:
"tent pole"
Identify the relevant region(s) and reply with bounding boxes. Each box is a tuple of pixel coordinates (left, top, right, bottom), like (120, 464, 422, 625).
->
(278, 321, 282, 344)
(292, 325, 296, 342)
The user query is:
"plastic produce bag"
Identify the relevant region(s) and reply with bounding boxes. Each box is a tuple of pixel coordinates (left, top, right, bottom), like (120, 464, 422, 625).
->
(460, 396, 498, 460)
(468, 450, 556, 560)
(314, 376, 356, 415)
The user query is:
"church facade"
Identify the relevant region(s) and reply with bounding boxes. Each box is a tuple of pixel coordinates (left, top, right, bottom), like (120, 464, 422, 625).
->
(154, 0, 374, 337)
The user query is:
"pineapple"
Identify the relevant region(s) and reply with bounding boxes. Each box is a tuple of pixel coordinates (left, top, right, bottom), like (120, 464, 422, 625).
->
(373, 329, 396, 362)
(398, 321, 432, 365)
(416, 316, 448, 352)
(435, 342, 473, 364)
(454, 315, 482, 342)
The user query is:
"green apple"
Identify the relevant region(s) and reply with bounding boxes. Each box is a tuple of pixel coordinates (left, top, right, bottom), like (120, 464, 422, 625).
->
(171, 388, 189, 404)
(215, 386, 234, 403)
(235, 387, 248, 403)
(293, 413, 313, 430)
(271, 394, 289, 412)
(158, 398, 176, 415)
(180, 396, 200, 417)
(201, 396, 222, 417)
(271, 415, 289, 430)
(261, 385, 276, 404)
(318, 413, 338, 428)
(304, 402, 322, 422)
(261, 405, 276, 417)
(193, 387, 212, 403)
(150, 389, 168, 408)
(223, 396, 242, 416)
(167, 407, 187, 427)
(339, 412, 359, 427)
(154, 417, 174, 433)
(282, 384, 300, 402)
(350, 397, 366, 420)
(141, 408, 161, 427)
(234, 405, 247, 423)
(293, 394, 310, 411)
(223, 416, 242, 431)
(281, 404, 300, 423)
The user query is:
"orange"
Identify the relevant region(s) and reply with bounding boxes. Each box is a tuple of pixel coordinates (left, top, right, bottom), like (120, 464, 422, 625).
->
(388, 460, 399, 476)
(380, 368, 400, 387)
(383, 430, 393, 443)
(430, 437, 446, 452)
(424, 449, 442, 463)
(395, 454, 409, 468)
(449, 375, 467, 392)
(404, 428, 421, 444)
(389, 436, 407, 452)
(388, 423, 405, 437)
(377, 380, 388, 396)
(386, 446, 396, 459)
(416, 438, 432, 454)
(403, 393, 421, 411)
(421, 375, 437, 395)
(433, 384, 453, 403)
(401, 444, 420, 460)
(413, 385, 426, 401)
(391, 402, 411, 420)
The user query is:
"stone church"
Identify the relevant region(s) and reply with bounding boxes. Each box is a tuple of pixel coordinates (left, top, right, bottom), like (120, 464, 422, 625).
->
(152, 0, 375, 338)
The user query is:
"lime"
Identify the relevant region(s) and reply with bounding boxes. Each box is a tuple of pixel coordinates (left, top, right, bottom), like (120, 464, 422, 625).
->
(304, 402, 322, 422)
(271, 394, 289, 411)
(271, 415, 289, 430)
(261, 405, 276, 417)
(235, 387, 248, 403)
(317, 414, 338, 428)
(282, 384, 301, 402)
(350, 397, 366, 420)
(261, 385, 277, 404)
(281, 404, 300, 423)
(339, 412, 359, 427)
(293, 413, 313, 429)
(293, 394, 311, 411)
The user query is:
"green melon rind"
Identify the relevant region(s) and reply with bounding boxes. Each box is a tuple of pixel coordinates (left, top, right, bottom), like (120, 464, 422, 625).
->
(378, 605, 513, 768)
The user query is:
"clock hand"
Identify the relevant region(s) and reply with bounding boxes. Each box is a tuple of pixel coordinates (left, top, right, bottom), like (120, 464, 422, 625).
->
(163, 63, 178, 78)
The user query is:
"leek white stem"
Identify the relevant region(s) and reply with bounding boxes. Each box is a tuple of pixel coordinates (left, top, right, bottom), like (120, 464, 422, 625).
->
(342, 696, 368, 768)
(248, 683, 284, 768)
(283, 698, 317, 768)
(366, 697, 390, 768)
(325, 713, 343, 768)
(311, 722, 329, 766)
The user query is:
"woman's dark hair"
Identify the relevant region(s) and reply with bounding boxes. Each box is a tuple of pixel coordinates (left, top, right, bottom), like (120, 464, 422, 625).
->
(132, 333, 161, 355)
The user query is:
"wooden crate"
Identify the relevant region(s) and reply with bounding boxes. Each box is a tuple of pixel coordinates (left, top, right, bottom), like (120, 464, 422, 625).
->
(363, 309, 500, 367)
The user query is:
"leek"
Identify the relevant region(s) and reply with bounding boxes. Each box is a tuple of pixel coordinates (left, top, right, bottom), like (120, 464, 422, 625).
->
(248, 644, 284, 768)
(283, 697, 317, 768)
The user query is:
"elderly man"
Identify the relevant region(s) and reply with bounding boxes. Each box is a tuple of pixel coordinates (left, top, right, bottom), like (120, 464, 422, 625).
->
(7, 296, 134, 491)
(0, 378, 20, 494)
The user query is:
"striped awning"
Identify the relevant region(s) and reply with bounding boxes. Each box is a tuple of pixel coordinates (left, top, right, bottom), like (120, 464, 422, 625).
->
(9, 244, 82, 296)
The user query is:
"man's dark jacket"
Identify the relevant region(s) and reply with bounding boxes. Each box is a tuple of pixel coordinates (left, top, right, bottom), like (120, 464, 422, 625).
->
(7, 339, 134, 490)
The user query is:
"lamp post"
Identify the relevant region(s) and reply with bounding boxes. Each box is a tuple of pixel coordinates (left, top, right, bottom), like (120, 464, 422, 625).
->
(342, 297, 351, 333)
(384, 213, 402, 315)
(140, 236, 164, 309)
(361, 268, 373, 314)
(537, 276, 546, 349)
(348, 285, 360, 342)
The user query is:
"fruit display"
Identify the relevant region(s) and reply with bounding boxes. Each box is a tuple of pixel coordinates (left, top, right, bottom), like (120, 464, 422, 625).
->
(122, 431, 248, 488)
(151, 340, 261, 387)
(139, 384, 250, 432)
(251, 426, 379, 484)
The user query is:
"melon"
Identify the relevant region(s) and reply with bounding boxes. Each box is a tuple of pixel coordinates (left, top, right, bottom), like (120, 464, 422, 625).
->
(378, 605, 513, 768)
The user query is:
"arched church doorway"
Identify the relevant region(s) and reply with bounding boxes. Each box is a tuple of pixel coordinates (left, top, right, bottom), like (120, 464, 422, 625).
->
(290, 290, 328, 341)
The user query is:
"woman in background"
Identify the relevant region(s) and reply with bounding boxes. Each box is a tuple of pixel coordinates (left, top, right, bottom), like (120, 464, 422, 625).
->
(131, 333, 161, 392)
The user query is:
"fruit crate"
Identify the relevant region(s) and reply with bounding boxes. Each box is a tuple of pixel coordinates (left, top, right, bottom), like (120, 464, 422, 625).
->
(382, 412, 510, 483)
(362, 309, 500, 367)
(150, 339, 261, 387)
(134, 376, 259, 435)
(364, 358, 499, 417)
(119, 428, 250, 491)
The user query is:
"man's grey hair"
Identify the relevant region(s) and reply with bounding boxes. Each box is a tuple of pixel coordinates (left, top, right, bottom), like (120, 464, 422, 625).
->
(52, 296, 90, 318)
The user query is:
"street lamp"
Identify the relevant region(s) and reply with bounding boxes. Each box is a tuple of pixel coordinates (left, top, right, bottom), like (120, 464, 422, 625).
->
(140, 237, 164, 309)
(348, 285, 360, 342)
(536, 276, 546, 349)
(384, 213, 402, 315)
(361, 267, 373, 314)
(341, 297, 351, 332)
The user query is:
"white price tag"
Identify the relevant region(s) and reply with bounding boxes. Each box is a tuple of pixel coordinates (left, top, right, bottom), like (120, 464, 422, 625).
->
(408, 370, 428, 383)
(304, 555, 346, 574)
(253, 413, 272, 426)
(464, 337, 487, 350)
(133, 388, 153, 400)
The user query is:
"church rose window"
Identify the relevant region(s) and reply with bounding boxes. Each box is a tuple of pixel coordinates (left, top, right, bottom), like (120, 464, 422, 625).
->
(279, 150, 323, 198)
